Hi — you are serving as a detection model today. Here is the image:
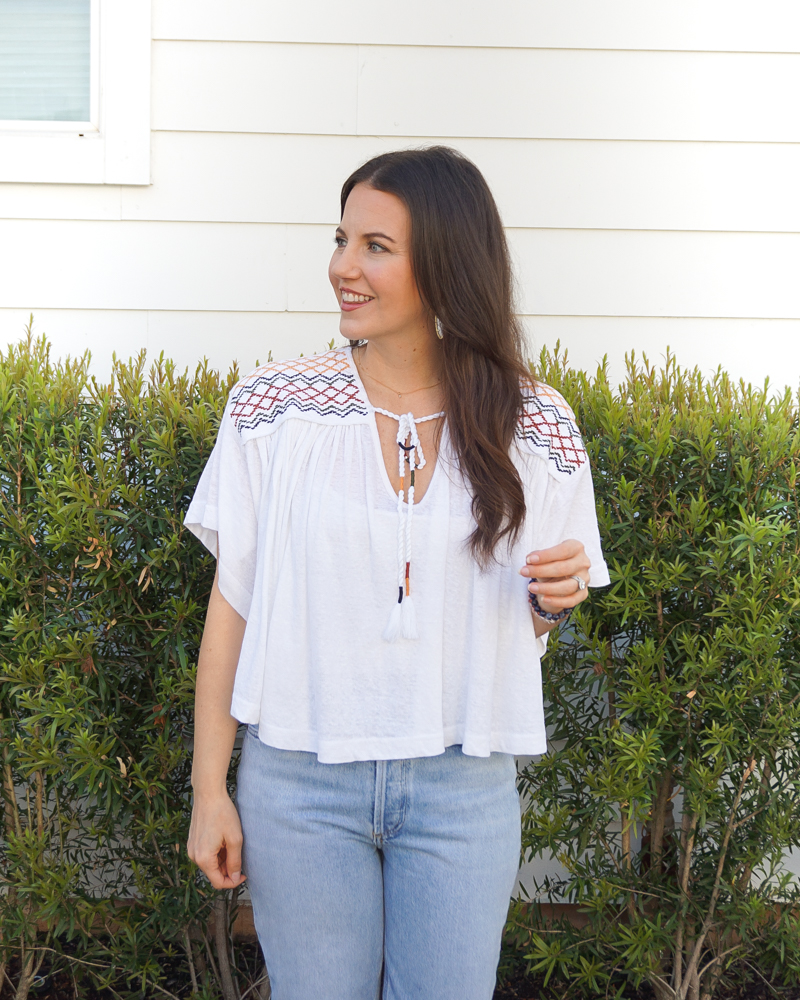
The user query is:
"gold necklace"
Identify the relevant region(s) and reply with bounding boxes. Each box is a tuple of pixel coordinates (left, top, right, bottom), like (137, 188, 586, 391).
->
(359, 359, 442, 400)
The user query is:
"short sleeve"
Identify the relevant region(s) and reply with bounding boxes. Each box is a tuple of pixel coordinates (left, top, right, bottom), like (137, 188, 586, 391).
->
(551, 460, 610, 588)
(184, 401, 260, 619)
(515, 381, 610, 589)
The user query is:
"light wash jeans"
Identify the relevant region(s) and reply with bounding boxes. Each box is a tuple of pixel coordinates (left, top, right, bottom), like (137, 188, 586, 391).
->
(237, 727, 521, 1000)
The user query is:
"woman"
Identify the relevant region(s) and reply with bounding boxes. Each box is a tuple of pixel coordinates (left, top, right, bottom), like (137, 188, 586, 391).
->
(186, 146, 609, 1000)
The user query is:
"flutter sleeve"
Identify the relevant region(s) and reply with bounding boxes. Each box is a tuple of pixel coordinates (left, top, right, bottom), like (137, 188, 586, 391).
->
(517, 380, 610, 588)
(547, 458, 610, 588)
(184, 400, 261, 620)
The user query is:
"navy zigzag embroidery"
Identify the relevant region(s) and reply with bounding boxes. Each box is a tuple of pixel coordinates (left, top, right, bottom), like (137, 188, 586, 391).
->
(230, 355, 369, 433)
(516, 389, 587, 474)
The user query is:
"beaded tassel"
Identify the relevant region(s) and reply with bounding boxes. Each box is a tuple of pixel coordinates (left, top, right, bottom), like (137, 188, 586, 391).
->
(375, 408, 444, 643)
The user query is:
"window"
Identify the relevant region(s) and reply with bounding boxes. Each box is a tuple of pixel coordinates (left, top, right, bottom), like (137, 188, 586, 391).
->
(0, 0, 94, 124)
(0, 0, 150, 184)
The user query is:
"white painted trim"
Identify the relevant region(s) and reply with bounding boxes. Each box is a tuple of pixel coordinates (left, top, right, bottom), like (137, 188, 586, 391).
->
(0, 119, 97, 134)
(0, 0, 151, 185)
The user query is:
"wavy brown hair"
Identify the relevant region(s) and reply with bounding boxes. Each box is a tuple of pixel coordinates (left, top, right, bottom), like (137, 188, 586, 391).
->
(341, 146, 531, 567)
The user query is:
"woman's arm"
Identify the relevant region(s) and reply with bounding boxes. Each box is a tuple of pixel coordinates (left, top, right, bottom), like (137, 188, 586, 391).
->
(187, 569, 248, 889)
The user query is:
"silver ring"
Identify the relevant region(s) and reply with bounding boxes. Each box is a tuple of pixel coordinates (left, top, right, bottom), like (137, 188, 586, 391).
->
(571, 575, 586, 592)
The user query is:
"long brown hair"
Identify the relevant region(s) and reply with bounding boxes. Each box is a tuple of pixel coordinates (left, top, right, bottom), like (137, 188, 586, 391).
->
(341, 146, 530, 566)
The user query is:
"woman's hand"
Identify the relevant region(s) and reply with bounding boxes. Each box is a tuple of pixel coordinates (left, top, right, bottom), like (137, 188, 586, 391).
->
(520, 539, 591, 615)
(188, 791, 246, 890)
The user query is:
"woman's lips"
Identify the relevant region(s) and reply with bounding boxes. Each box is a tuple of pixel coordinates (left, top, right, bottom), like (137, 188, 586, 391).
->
(340, 298, 372, 312)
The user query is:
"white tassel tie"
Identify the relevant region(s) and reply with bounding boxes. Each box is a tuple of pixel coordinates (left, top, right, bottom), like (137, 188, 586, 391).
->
(374, 407, 444, 643)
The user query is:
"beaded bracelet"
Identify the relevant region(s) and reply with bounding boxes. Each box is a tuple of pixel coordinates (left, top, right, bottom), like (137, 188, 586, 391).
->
(528, 580, 573, 624)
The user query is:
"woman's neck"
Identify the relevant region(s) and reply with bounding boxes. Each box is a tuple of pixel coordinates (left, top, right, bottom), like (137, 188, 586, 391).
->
(354, 333, 443, 400)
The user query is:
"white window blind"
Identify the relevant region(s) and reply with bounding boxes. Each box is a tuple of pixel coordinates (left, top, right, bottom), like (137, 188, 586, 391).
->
(0, 0, 90, 122)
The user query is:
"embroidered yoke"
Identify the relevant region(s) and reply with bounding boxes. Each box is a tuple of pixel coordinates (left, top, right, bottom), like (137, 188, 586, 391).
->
(185, 346, 610, 764)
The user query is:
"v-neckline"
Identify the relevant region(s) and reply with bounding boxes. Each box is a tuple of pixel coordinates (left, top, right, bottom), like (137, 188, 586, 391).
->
(345, 345, 445, 509)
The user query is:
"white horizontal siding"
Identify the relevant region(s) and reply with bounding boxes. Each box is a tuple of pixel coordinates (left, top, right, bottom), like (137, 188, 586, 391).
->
(4, 220, 799, 321)
(151, 41, 800, 143)
(151, 41, 358, 135)
(3, 310, 797, 396)
(0, 176, 123, 220)
(524, 316, 800, 391)
(4, 133, 800, 235)
(0, 220, 287, 310)
(0, 308, 341, 377)
(510, 228, 800, 318)
(152, 0, 800, 53)
(2, 4, 800, 392)
(356, 47, 800, 142)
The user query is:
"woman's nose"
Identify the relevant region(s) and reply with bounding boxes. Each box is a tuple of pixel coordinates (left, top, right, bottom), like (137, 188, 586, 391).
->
(331, 246, 360, 281)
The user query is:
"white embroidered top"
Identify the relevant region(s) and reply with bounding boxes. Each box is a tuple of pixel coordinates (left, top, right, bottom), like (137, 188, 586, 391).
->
(185, 346, 610, 764)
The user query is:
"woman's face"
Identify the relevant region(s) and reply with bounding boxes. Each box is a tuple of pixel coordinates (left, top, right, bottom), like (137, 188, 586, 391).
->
(329, 183, 430, 344)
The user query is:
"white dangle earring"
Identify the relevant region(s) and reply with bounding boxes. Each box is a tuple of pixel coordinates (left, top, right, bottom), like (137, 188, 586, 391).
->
(435, 316, 444, 340)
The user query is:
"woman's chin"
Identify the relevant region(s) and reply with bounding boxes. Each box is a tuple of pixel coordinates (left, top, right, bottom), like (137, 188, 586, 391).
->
(339, 315, 370, 340)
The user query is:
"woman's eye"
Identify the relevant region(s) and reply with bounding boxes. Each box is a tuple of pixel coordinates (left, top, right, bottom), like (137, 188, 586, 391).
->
(334, 236, 346, 248)
(368, 242, 387, 253)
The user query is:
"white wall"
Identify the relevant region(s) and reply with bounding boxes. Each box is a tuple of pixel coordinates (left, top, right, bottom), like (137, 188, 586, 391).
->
(1, 0, 799, 391)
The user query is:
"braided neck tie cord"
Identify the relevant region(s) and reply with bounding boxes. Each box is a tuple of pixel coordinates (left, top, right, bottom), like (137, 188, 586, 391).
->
(373, 407, 445, 642)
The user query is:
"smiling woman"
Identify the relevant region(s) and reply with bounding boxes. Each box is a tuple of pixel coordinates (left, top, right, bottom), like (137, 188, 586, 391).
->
(184, 146, 610, 1000)
(331, 186, 423, 337)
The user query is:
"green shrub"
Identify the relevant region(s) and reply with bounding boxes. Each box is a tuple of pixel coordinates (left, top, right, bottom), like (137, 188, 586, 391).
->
(2, 328, 800, 1000)
(510, 348, 800, 1000)
(0, 328, 257, 999)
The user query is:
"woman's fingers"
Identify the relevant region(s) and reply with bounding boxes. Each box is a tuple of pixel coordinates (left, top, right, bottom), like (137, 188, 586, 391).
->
(520, 539, 590, 579)
(212, 837, 245, 889)
(529, 577, 590, 611)
(199, 843, 247, 890)
(187, 795, 247, 890)
(527, 539, 584, 564)
(527, 575, 590, 598)
(521, 541, 591, 612)
(522, 558, 589, 579)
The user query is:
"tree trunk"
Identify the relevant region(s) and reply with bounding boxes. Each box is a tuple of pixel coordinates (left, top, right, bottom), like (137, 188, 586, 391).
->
(648, 974, 675, 1000)
(213, 895, 240, 1000)
(14, 947, 35, 1000)
(685, 965, 700, 1000)
(650, 769, 675, 872)
(182, 927, 199, 995)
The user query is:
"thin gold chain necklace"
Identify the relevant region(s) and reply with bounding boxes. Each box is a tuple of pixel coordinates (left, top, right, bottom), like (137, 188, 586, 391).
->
(358, 357, 442, 400)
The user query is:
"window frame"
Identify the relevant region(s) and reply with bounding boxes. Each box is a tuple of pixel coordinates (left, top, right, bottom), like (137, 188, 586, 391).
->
(0, 0, 150, 184)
